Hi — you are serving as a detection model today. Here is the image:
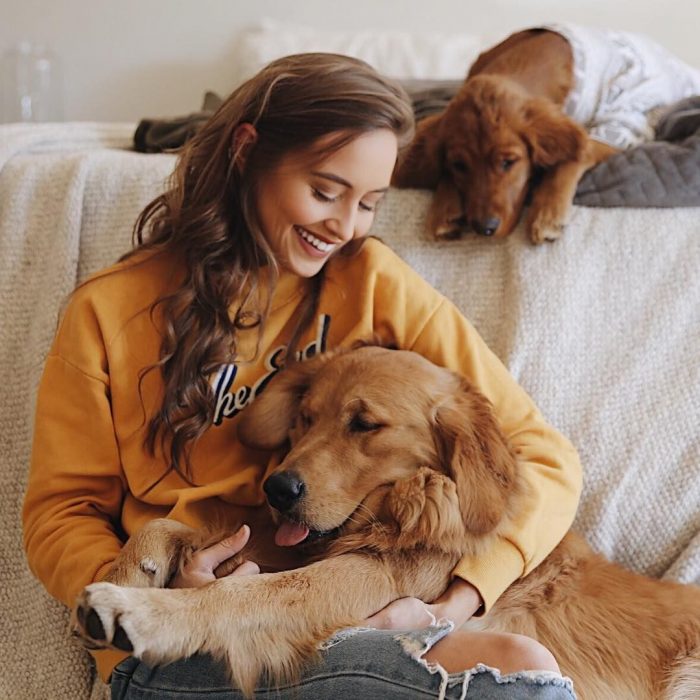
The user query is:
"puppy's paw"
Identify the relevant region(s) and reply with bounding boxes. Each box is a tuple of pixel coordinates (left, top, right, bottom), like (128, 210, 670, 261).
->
(426, 179, 466, 241)
(430, 214, 469, 241)
(527, 205, 568, 244)
(529, 220, 564, 244)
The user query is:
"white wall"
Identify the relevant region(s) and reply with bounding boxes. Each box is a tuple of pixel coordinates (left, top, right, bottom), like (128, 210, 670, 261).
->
(2, 0, 699, 122)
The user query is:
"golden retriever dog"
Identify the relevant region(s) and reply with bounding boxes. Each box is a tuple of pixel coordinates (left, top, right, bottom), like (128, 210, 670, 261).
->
(392, 28, 619, 244)
(73, 346, 700, 699)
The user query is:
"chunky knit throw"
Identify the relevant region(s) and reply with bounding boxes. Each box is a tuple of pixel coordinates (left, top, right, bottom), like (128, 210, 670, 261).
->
(1, 123, 698, 699)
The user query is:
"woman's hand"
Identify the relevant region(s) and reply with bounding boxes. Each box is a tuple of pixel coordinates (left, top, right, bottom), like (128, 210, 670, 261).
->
(365, 578, 483, 630)
(168, 524, 260, 588)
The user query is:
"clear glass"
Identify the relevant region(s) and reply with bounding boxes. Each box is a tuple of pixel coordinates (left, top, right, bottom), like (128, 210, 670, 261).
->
(1, 42, 63, 123)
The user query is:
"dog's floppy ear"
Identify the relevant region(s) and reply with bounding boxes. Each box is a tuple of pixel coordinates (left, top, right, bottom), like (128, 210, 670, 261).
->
(393, 112, 444, 188)
(432, 379, 519, 535)
(521, 99, 586, 168)
(237, 355, 329, 450)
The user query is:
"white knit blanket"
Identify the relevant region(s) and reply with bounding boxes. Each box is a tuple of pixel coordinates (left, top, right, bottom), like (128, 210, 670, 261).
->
(2, 123, 699, 699)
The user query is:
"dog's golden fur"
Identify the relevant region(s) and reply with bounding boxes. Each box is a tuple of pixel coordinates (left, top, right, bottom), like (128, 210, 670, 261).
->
(74, 346, 700, 699)
(393, 29, 618, 243)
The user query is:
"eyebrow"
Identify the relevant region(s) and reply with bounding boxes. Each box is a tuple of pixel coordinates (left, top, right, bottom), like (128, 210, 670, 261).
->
(311, 171, 389, 194)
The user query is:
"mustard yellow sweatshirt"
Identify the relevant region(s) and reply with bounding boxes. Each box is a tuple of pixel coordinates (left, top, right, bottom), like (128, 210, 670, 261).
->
(23, 237, 581, 680)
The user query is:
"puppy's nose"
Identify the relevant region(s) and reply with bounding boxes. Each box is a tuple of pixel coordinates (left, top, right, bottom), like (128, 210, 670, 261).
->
(264, 471, 305, 512)
(472, 217, 500, 236)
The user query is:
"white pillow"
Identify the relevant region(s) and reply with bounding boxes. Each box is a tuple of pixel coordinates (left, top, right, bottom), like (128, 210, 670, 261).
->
(230, 19, 484, 85)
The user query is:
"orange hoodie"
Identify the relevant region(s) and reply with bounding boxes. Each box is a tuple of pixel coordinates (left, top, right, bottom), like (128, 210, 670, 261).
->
(23, 237, 581, 680)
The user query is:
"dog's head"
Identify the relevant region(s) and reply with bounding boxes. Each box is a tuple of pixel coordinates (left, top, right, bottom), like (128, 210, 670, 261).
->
(394, 74, 586, 239)
(238, 346, 522, 556)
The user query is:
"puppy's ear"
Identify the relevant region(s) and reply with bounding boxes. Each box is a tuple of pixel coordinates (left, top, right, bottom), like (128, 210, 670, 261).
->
(432, 380, 519, 535)
(237, 355, 328, 450)
(393, 113, 444, 188)
(521, 99, 586, 168)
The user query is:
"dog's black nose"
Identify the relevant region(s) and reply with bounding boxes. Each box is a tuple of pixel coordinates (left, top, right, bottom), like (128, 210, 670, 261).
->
(472, 217, 500, 236)
(264, 471, 305, 512)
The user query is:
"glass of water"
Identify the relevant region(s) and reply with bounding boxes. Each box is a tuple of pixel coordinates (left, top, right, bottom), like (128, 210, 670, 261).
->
(1, 42, 63, 123)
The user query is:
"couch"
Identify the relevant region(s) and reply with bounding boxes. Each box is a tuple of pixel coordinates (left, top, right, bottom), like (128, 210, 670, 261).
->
(1, 122, 699, 699)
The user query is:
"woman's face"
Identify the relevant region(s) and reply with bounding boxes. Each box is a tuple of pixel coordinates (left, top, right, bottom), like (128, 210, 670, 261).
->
(255, 129, 398, 277)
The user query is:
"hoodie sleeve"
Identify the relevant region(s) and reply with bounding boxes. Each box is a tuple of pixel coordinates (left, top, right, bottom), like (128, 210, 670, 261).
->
(410, 296, 582, 612)
(23, 292, 125, 608)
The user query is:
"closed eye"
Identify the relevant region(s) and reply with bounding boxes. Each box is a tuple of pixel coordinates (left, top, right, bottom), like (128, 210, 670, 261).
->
(298, 412, 314, 430)
(348, 414, 384, 433)
(313, 188, 380, 213)
(312, 187, 337, 203)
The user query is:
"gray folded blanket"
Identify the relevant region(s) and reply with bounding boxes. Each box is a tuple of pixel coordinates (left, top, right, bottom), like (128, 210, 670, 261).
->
(134, 86, 700, 208)
(574, 96, 700, 207)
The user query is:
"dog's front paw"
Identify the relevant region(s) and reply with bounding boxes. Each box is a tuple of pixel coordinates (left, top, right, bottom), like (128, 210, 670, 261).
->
(72, 582, 195, 665)
(429, 213, 469, 241)
(387, 468, 462, 546)
(526, 205, 568, 244)
(427, 179, 467, 241)
(104, 518, 200, 588)
(73, 583, 137, 652)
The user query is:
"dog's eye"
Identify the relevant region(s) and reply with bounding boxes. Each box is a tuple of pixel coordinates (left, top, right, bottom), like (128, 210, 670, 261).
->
(348, 414, 383, 433)
(298, 412, 313, 430)
(450, 159, 467, 174)
(501, 158, 516, 172)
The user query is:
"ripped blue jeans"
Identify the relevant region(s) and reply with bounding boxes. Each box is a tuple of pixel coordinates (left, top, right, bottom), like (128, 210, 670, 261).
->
(110, 622, 576, 699)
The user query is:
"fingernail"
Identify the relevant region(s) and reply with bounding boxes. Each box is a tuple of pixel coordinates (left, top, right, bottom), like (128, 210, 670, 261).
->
(220, 528, 243, 547)
(226, 524, 248, 542)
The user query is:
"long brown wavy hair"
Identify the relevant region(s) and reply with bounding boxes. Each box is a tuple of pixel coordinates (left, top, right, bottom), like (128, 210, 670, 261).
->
(125, 53, 415, 479)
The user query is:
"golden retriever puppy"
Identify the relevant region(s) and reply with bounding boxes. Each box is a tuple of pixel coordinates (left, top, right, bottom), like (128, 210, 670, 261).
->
(73, 347, 700, 699)
(393, 29, 619, 243)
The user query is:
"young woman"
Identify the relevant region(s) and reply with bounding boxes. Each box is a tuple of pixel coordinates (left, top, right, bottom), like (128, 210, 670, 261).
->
(23, 53, 580, 699)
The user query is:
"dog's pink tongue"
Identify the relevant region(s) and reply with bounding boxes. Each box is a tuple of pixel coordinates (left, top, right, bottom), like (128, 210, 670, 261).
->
(275, 520, 310, 547)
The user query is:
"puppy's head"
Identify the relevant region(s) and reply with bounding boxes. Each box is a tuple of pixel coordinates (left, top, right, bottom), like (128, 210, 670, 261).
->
(395, 75, 585, 239)
(238, 346, 521, 553)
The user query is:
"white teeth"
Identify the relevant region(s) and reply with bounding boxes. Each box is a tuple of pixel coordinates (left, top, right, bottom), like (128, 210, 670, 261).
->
(295, 226, 335, 252)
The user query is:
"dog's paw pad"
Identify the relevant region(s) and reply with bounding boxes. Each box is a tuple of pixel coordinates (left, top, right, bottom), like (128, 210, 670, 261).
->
(84, 608, 107, 641)
(112, 621, 134, 652)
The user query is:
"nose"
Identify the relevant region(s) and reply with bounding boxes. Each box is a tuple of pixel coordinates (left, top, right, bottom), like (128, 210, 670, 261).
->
(472, 217, 501, 236)
(263, 471, 305, 512)
(326, 205, 357, 242)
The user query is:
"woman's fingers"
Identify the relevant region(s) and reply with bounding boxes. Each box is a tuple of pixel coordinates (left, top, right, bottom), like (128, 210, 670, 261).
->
(169, 524, 255, 588)
(194, 524, 251, 570)
(364, 597, 436, 630)
(230, 559, 260, 576)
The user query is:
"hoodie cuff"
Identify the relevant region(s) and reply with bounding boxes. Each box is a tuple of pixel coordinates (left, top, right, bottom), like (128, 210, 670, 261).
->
(452, 538, 524, 614)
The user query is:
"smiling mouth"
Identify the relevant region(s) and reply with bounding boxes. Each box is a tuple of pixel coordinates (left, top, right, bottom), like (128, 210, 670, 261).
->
(294, 225, 336, 253)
